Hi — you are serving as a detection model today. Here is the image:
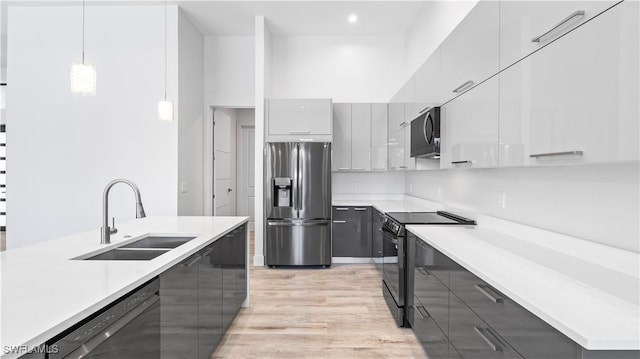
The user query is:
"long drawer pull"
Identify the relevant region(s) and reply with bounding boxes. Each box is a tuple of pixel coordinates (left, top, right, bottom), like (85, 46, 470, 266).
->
(416, 306, 430, 318)
(531, 10, 585, 43)
(337, 167, 351, 171)
(474, 284, 504, 303)
(289, 130, 311, 134)
(453, 80, 474, 93)
(417, 267, 430, 276)
(399, 121, 408, 128)
(530, 150, 583, 158)
(451, 160, 472, 165)
(332, 220, 347, 224)
(354, 208, 368, 211)
(474, 326, 504, 352)
(335, 207, 349, 211)
(352, 168, 366, 171)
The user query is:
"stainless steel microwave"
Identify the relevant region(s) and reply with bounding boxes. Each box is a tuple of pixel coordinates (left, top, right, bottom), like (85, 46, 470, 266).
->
(410, 107, 440, 158)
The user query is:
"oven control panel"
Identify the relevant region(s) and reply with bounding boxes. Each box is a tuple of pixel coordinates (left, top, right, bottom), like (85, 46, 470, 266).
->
(382, 217, 402, 237)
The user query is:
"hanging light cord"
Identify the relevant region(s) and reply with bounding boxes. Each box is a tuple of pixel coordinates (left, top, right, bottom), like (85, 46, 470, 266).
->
(81, 0, 86, 64)
(164, 0, 167, 101)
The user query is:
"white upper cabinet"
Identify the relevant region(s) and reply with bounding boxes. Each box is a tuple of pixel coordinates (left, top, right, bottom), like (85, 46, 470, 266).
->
(441, 76, 500, 170)
(351, 104, 372, 172)
(415, 47, 443, 109)
(332, 103, 352, 171)
(371, 103, 388, 171)
(266, 99, 332, 142)
(499, 0, 618, 70)
(440, 0, 499, 103)
(499, 0, 639, 166)
(403, 124, 416, 171)
(388, 103, 405, 171)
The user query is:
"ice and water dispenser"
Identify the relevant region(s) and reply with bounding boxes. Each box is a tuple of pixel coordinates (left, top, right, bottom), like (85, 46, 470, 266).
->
(273, 177, 293, 207)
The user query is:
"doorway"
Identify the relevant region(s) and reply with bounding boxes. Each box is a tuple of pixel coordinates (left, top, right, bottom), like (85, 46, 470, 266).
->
(211, 108, 255, 229)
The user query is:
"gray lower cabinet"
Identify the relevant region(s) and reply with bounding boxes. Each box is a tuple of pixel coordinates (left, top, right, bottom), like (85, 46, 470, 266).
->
(161, 224, 247, 359)
(371, 208, 384, 272)
(332, 206, 372, 257)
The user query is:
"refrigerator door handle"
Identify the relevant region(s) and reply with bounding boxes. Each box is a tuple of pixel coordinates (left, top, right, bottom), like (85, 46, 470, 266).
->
(296, 143, 302, 214)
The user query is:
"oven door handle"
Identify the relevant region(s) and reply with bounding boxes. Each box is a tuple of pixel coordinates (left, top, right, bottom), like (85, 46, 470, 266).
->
(65, 294, 160, 358)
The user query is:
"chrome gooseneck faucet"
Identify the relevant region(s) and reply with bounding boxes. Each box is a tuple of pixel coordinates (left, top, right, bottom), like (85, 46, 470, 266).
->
(101, 178, 146, 245)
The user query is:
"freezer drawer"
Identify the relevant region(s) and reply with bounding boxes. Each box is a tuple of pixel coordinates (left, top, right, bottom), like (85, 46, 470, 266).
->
(266, 220, 331, 266)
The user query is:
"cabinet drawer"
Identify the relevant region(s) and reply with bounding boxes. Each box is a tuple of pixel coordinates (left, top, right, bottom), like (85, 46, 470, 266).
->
(499, 0, 618, 69)
(412, 296, 450, 359)
(449, 294, 522, 359)
(450, 269, 577, 359)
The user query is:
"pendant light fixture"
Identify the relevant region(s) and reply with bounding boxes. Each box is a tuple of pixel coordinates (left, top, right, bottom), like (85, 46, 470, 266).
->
(70, 0, 96, 95)
(158, 0, 173, 121)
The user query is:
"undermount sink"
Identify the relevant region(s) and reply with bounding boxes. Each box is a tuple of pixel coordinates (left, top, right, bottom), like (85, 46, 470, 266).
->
(120, 235, 197, 249)
(80, 234, 197, 261)
(85, 248, 169, 261)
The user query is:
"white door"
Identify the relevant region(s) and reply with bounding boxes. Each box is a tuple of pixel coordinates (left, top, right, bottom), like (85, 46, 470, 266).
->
(214, 109, 236, 216)
(237, 126, 255, 230)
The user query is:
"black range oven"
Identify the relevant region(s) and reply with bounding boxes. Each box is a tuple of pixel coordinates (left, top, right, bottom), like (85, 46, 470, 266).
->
(381, 211, 475, 327)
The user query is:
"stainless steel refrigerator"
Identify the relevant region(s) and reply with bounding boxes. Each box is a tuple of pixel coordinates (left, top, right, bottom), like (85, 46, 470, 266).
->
(265, 142, 331, 266)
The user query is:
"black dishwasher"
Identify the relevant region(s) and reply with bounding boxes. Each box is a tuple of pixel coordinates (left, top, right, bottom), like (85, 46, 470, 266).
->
(48, 279, 160, 359)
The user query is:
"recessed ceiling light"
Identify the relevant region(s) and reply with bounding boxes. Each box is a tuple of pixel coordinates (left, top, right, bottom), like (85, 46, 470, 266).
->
(348, 14, 358, 23)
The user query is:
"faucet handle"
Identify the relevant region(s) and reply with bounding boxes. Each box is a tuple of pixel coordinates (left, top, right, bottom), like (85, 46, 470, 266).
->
(110, 217, 118, 234)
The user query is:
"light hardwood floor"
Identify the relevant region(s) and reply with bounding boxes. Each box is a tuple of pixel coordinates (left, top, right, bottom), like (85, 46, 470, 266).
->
(212, 233, 425, 359)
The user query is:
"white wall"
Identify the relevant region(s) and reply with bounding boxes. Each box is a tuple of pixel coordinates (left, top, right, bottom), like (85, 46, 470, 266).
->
(178, 9, 205, 216)
(253, 16, 271, 266)
(204, 36, 255, 108)
(270, 36, 404, 103)
(406, 163, 640, 253)
(333, 172, 405, 196)
(404, 1, 477, 82)
(7, 5, 179, 248)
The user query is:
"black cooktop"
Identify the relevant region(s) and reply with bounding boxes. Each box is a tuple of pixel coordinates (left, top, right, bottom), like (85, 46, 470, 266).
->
(386, 211, 475, 225)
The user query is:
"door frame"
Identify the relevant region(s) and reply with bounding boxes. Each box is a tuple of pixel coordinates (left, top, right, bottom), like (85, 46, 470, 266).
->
(237, 124, 256, 231)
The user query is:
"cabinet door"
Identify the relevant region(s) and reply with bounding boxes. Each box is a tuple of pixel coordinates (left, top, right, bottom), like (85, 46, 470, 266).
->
(450, 268, 577, 359)
(371, 209, 384, 273)
(331, 207, 371, 257)
(221, 233, 236, 333)
(388, 103, 405, 171)
(441, 76, 499, 169)
(332, 103, 352, 171)
(449, 295, 522, 359)
(415, 47, 443, 107)
(351, 104, 372, 172)
(160, 255, 199, 359)
(371, 103, 388, 171)
(353, 207, 372, 257)
(440, 1, 499, 103)
(232, 225, 247, 311)
(403, 126, 416, 171)
(412, 297, 450, 359)
(414, 239, 450, 334)
(499, 1, 639, 166)
(268, 99, 332, 135)
(500, 0, 617, 69)
(198, 243, 223, 359)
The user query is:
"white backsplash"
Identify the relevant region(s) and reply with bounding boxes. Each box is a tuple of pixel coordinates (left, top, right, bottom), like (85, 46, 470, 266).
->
(332, 172, 406, 195)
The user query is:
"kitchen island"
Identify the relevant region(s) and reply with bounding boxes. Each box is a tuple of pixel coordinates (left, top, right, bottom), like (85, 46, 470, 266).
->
(0, 216, 249, 359)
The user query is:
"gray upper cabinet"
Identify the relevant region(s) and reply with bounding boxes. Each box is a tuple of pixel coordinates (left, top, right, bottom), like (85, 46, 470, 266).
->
(499, 0, 618, 70)
(351, 104, 372, 171)
(371, 104, 389, 171)
(332, 103, 352, 171)
(440, 0, 499, 103)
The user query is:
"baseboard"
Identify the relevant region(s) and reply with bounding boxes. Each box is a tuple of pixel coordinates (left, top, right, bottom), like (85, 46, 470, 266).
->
(331, 257, 375, 264)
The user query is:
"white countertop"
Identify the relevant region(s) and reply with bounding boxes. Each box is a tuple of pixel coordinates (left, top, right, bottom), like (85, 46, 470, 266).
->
(406, 223, 640, 350)
(0, 216, 249, 359)
(332, 195, 443, 214)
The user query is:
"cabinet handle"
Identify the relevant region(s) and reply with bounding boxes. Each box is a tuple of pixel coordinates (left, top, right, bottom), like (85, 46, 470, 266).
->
(354, 208, 368, 211)
(419, 106, 432, 114)
(417, 267, 430, 276)
(529, 150, 583, 158)
(399, 166, 408, 169)
(335, 207, 349, 211)
(332, 220, 346, 224)
(183, 254, 203, 268)
(451, 160, 472, 165)
(416, 305, 430, 319)
(474, 326, 505, 352)
(289, 130, 310, 134)
(531, 10, 585, 43)
(337, 168, 351, 171)
(453, 80, 474, 93)
(399, 121, 407, 128)
(352, 168, 365, 171)
(474, 284, 504, 303)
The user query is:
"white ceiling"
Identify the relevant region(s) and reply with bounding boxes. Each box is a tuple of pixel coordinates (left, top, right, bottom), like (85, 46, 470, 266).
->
(178, 1, 428, 37)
